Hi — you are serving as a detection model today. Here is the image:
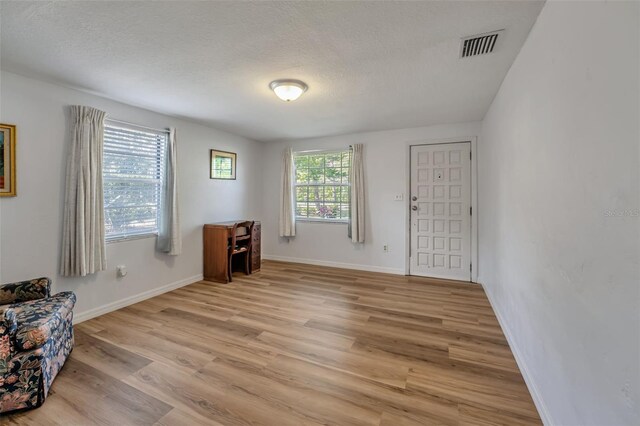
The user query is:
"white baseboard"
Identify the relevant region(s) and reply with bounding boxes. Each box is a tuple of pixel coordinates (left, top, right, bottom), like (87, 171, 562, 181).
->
(73, 274, 203, 324)
(263, 254, 405, 276)
(480, 279, 553, 426)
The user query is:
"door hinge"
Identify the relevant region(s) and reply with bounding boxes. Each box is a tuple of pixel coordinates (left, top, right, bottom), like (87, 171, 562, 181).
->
(470, 206, 472, 216)
(470, 263, 472, 273)
(470, 151, 472, 161)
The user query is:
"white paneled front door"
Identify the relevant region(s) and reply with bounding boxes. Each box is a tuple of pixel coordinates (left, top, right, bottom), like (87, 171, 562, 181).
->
(410, 142, 471, 281)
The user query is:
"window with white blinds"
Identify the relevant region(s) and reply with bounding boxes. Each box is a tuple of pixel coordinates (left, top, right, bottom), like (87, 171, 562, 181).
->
(103, 121, 168, 241)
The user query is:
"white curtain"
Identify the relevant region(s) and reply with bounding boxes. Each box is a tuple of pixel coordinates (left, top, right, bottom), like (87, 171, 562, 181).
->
(279, 147, 296, 237)
(157, 128, 182, 255)
(60, 105, 107, 277)
(349, 144, 365, 243)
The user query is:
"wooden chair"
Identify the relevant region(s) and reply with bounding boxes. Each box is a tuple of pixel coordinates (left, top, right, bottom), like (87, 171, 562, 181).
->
(228, 221, 254, 282)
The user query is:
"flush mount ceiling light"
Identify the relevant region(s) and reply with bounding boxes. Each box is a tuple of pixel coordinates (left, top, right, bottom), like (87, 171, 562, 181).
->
(269, 79, 308, 102)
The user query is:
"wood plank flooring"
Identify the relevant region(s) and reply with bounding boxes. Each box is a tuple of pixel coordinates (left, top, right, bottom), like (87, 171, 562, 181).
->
(5, 261, 541, 425)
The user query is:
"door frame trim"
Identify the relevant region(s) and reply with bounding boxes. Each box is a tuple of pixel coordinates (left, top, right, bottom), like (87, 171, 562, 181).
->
(404, 137, 478, 282)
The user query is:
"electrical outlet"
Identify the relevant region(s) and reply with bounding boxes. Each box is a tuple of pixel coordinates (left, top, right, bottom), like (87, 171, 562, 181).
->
(116, 265, 127, 278)
(383, 244, 389, 252)
(393, 193, 404, 201)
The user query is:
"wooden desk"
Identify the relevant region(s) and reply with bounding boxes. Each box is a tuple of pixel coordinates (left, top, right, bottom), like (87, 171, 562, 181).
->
(203, 220, 261, 283)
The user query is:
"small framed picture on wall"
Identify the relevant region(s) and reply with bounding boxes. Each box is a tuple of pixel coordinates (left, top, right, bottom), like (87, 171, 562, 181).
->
(210, 149, 237, 180)
(0, 123, 16, 197)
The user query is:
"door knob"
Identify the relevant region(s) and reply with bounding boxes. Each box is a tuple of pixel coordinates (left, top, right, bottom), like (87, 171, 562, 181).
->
(411, 205, 418, 211)
(412, 196, 418, 201)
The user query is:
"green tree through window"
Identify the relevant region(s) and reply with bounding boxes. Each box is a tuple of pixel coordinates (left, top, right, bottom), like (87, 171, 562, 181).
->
(294, 150, 351, 221)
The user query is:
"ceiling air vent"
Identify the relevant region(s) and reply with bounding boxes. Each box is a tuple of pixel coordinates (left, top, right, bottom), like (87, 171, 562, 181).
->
(460, 30, 503, 58)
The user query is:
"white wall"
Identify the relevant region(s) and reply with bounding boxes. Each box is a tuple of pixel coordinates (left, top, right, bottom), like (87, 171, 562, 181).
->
(261, 122, 480, 274)
(0, 72, 263, 319)
(478, 1, 639, 425)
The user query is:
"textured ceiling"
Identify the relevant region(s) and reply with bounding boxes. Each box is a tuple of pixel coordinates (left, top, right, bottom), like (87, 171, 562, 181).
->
(0, 1, 544, 142)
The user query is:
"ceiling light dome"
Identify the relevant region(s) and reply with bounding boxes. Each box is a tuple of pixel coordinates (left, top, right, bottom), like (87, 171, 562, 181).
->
(269, 79, 308, 102)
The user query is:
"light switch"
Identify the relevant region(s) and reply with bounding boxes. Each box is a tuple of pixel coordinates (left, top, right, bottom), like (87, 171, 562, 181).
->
(393, 194, 404, 201)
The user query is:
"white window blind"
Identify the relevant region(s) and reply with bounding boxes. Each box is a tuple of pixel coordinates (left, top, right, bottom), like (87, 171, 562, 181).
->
(294, 150, 351, 222)
(103, 121, 168, 240)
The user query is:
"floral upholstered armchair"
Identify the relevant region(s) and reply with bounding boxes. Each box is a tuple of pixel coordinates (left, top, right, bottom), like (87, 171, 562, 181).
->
(0, 278, 76, 413)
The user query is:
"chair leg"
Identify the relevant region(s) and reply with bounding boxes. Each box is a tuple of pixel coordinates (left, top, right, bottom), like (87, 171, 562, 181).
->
(245, 251, 250, 275)
(228, 254, 233, 282)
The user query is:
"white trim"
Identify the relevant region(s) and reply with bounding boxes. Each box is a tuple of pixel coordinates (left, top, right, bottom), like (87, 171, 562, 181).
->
(263, 254, 405, 275)
(106, 232, 157, 244)
(404, 136, 478, 282)
(296, 218, 349, 224)
(105, 117, 170, 135)
(73, 274, 203, 323)
(481, 279, 553, 426)
(293, 148, 349, 155)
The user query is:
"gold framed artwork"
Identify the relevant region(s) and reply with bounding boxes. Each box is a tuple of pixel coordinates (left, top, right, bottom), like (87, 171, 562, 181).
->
(210, 149, 237, 180)
(0, 124, 16, 197)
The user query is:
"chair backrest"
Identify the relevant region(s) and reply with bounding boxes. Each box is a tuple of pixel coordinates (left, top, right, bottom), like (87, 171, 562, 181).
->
(230, 220, 254, 250)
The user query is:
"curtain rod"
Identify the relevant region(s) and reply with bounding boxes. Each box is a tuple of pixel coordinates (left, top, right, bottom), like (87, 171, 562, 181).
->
(105, 117, 170, 134)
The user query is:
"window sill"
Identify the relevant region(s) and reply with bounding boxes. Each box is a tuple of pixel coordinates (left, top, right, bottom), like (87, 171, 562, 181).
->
(296, 218, 349, 224)
(106, 233, 158, 244)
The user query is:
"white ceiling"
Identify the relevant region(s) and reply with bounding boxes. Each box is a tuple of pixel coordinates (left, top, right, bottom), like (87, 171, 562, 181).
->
(0, 1, 544, 142)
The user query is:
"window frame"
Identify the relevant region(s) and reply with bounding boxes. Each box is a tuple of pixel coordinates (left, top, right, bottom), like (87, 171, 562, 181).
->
(293, 149, 351, 224)
(103, 120, 168, 243)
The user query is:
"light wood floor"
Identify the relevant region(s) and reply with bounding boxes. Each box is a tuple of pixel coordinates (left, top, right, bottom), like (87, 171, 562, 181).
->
(6, 261, 541, 425)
